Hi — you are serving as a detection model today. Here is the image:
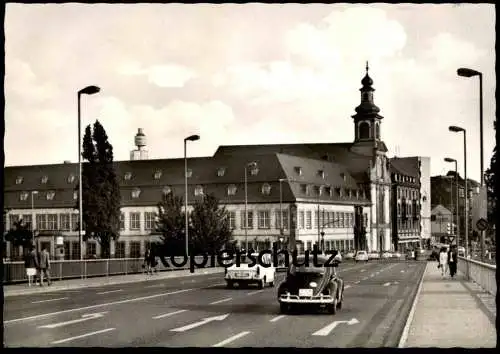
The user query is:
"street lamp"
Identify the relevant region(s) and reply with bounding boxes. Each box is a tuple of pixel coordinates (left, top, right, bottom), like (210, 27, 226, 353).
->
(449, 125, 468, 257)
(457, 67, 485, 260)
(278, 178, 292, 249)
(244, 162, 258, 251)
(184, 134, 200, 257)
(31, 191, 38, 248)
(444, 158, 460, 247)
(77, 85, 100, 260)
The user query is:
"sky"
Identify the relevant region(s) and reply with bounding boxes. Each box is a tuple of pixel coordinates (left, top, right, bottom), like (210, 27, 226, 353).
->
(4, 3, 496, 182)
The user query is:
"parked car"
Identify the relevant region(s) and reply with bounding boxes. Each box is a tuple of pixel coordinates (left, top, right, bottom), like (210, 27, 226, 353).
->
(225, 253, 275, 289)
(277, 254, 343, 314)
(381, 252, 393, 259)
(344, 250, 356, 260)
(355, 250, 369, 262)
(368, 252, 380, 260)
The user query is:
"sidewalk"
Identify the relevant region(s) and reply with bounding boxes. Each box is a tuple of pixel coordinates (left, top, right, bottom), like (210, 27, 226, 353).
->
(401, 262, 496, 348)
(3, 267, 224, 298)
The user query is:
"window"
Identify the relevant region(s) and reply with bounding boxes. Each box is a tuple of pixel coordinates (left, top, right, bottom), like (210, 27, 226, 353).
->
(228, 211, 236, 229)
(124, 172, 132, 180)
(131, 188, 141, 199)
(71, 213, 78, 232)
(120, 212, 125, 230)
(294, 166, 303, 175)
(276, 210, 289, 229)
(356, 190, 360, 199)
(154, 170, 162, 180)
(9, 214, 20, 228)
(258, 210, 271, 229)
(67, 174, 75, 183)
(316, 185, 322, 196)
(63, 241, 71, 260)
(217, 167, 226, 177)
(241, 211, 254, 229)
(318, 170, 325, 179)
(20, 192, 28, 201)
(47, 214, 58, 230)
(348, 189, 352, 198)
(194, 185, 204, 196)
(300, 184, 308, 194)
(129, 241, 141, 258)
(359, 121, 370, 139)
(340, 173, 346, 181)
(129, 212, 141, 230)
(185, 169, 193, 178)
(115, 241, 125, 258)
(325, 212, 331, 229)
(46, 191, 55, 200)
(21, 214, 33, 230)
(60, 213, 71, 231)
(10, 243, 20, 260)
(73, 191, 78, 200)
(459, 188, 464, 198)
(36, 214, 47, 230)
(306, 211, 312, 229)
(86, 242, 96, 258)
(306, 241, 312, 251)
(299, 211, 305, 229)
(339, 212, 345, 228)
(227, 184, 237, 196)
(261, 183, 271, 195)
(41, 176, 48, 184)
(162, 186, 172, 195)
(250, 166, 259, 176)
(144, 212, 156, 230)
(397, 203, 401, 216)
(15, 176, 23, 185)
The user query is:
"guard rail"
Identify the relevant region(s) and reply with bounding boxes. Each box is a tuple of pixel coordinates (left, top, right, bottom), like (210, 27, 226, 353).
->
(458, 256, 497, 296)
(2, 256, 216, 284)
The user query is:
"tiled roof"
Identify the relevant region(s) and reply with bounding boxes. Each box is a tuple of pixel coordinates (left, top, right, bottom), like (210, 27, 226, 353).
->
(389, 156, 420, 178)
(431, 204, 452, 216)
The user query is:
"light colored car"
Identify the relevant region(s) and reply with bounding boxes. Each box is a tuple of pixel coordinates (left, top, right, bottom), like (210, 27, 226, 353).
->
(458, 247, 465, 257)
(344, 251, 356, 260)
(368, 252, 380, 260)
(381, 252, 392, 259)
(225, 253, 275, 289)
(392, 252, 402, 259)
(355, 250, 368, 262)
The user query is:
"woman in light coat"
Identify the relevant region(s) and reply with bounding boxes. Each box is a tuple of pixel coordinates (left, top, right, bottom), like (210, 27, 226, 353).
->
(439, 247, 449, 277)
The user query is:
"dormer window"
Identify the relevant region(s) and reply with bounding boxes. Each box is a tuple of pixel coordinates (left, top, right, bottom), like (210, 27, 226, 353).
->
(294, 166, 303, 175)
(318, 170, 325, 179)
(154, 170, 162, 180)
(185, 169, 193, 178)
(362, 190, 367, 199)
(227, 184, 237, 196)
(73, 191, 78, 200)
(67, 174, 75, 183)
(339, 188, 344, 198)
(356, 190, 360, 199)
(325, 186, 331, 196)
(316, 185, 323, 196)
(250, 166, 259, 176)
(217, 167, 226, 177)
(124, 172, 132, 181)
(340, 173, 346, 181)
(15, 176, 23, 185)
(261, 183, 271, 195)
(46, 191, 55, 200)
(131, 188, 141, 199)
(300, 184, 308, 195)
(162, 186, 172, 195)
(20, 192, 29, 201)
(194, 185, 204, 196)
(348, 189, 353, 198)
(41, 176, 48, 184)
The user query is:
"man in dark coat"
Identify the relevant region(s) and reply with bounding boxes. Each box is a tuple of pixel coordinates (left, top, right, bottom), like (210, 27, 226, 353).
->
(448, 245, 458, 279)
(38, 245, 52, 286)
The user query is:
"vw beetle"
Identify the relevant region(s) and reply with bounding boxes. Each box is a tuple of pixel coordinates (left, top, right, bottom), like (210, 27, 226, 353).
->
(277, 253, 344, 314)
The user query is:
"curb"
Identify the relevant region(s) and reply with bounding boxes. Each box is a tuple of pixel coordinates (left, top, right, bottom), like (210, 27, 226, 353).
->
(397, 261, 428, 348)
(4, 267, 224, 297)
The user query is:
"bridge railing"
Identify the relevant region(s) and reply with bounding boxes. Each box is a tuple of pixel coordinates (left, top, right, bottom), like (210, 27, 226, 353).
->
(2, 256, 218, 284)
(458, 256, 497, 296)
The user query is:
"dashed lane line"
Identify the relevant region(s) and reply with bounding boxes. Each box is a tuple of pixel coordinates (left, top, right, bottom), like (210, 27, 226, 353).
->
(344, 285, 352, 289)
(269, 315, 286, 322)
(152, 309, 188, 320)
(51, 328, 116, 345)
(210, 297, 233, 305)
(383, 282, 391, 287)
(96, 289, 123, 295)
(213, 331, 251, 347)
(31, 297, 69, 304)
(246, 290, 265, 296)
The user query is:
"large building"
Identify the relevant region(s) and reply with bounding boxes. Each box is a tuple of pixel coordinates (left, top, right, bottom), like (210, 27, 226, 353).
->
(3, 66, 430, 260)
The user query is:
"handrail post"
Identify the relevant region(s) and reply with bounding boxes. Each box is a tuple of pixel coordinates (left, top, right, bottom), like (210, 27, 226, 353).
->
(59, 261, 62, 281)
(106, 258, 109, 277)
(125, 258, 128, 275)
(84, 260, 87, 279)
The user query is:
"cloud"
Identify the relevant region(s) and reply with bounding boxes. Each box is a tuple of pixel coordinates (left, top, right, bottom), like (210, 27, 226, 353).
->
(116, 61, 197, 88)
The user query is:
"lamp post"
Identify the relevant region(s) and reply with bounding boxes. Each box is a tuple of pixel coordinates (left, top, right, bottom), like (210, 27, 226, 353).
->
(244, 162, 258, 251)
(31, 191, 38, 249)
(278, 178, 291, 248)
(444, 158, 459, 247)
(184, 134, 200, 257)
(457, 68, 485, 261)
(449, 125, 468, 257)
(77, 85, 100, 260)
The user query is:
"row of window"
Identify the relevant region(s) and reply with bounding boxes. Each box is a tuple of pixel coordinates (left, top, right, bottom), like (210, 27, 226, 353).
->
(397, 188, 419, 200)
(15, 175, 77, 185)
(397, 200, 420, 217)
(393, 173, 417, 184)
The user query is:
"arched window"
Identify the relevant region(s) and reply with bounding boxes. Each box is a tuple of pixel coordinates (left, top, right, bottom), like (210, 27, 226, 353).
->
(375, 122, 380, 139)
(359, 122, 370, 139)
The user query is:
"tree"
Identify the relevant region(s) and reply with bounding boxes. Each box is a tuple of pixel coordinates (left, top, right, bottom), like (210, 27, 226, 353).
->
(77, 120, 121, 258)
(190, 194, 233, 255)
(484, 120, 497, 225)
(155, 192, 186, 256)
(5, 220, 34, 258)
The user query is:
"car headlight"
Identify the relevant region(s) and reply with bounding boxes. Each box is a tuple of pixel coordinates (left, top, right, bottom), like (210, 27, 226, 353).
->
(309, 282, 317, 288)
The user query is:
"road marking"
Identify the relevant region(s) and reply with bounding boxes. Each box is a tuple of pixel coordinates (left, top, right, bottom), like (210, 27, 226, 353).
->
(313, 318, 360, 336)
(5, 288, 194, 324)
(213, 331, 251, 347)
(38, 312, 108, 329)
(96, 289, 123, 295)
(362, 277, 368, 281)
(153, 309, 187, 319)
(206, 283, 226, 288)
(206, 276, 220, 280)
(210, 297, 232, 305)
(181, 279, 197, 284)
(360, 269, 366, 272)
(270, 315, 286, 322)
(145, 284, 164, 289)
(31, 297, 68, 304)
(51, 328, 115, 344)
(383, 282, 391, 287)
(401, 270, 405, 273)
(246, 290, 264, 296)
(369, 274, 375, 277)
(170, 314, 229, 332)
(344, 285, 352, 289)
(354, 281, 360, 284)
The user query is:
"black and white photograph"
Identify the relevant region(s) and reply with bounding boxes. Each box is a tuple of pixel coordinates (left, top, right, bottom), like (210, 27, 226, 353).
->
(3, 2, 496, 348)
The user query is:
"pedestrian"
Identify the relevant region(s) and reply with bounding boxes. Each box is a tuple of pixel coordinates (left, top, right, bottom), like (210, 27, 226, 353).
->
(24, 244, 39, 287)
(448, 245, 458, 279)
(438, 247, 448, 277)
(144, 247, 152, 275)
(38, 245, 52, 286)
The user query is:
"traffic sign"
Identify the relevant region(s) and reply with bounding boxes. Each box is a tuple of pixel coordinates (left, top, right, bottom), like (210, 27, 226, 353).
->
(472, 186, 488, 232)
(476, 218, 489, 232)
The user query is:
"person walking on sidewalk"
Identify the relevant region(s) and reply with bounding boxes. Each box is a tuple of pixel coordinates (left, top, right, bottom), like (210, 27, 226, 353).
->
(24, 244, 39, 287)
(448, 245, 458, 279)
(438, 247, 448, 277)
(38, 246, 52, 286)
(144, 247, 153, 275)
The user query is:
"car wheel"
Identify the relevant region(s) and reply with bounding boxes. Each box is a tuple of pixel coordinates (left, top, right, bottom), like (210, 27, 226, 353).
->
(280, 302, 289, 314)
(226, 281, 233, 289)
(327, 283, 338, 314)
(269, 280, 275, 287)
(337, 283, 344, 310)
(258, 279, 264, 289)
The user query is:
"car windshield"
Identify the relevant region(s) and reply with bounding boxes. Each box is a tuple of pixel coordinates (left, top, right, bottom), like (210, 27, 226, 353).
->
(288, 255, 332, 275)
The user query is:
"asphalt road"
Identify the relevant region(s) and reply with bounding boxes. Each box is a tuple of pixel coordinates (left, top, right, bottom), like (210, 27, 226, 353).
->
(4, 261, 426, 347)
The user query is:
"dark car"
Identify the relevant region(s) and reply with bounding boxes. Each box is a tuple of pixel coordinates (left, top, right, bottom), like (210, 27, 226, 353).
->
(277, 254, 344, 314)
